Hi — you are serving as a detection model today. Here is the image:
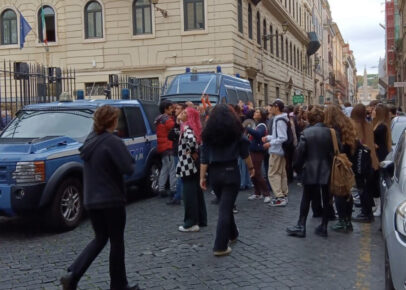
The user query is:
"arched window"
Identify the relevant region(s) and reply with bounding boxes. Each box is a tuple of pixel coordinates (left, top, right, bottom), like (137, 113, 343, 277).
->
(256, 12, 261, 45)
(184, 0, 205, 31)
(238, 0, 243, 33)
(290, 43, 292, 65)
(248, 4, 252, 39)
(263, 19, 267, 50)
(294, 46, 296, 68)
(85, 1, 103, 39)
(1, 9, 17, 45)
(133, 0, 152, 35)
(269, 25, 273, 54)
(38, 5, 56, 43)
(285, 38, 288, 63)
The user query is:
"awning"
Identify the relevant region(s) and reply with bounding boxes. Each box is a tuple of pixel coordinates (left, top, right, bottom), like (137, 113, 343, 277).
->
(307, 32, 320, 56)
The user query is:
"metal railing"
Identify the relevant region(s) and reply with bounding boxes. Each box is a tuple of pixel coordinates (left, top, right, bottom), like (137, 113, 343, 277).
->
(107, 75, 160, 103)
(0, 61, 76, 126)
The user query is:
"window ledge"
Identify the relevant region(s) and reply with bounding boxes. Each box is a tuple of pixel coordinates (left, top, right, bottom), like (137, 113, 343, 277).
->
(237, 31, 244, 39)
(181, 29, 208, 36)
(35, 42, 59, 48)
(83, 38, 106, 44)
(132, 34, 155, 40)
(0, 44, 19, 50)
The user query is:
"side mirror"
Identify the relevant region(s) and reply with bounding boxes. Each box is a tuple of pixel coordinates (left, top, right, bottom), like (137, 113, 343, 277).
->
(380, 160, 395, 177)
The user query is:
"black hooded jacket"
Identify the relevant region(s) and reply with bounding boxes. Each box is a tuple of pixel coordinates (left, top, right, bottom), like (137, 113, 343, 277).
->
(79, 131, 134, 209)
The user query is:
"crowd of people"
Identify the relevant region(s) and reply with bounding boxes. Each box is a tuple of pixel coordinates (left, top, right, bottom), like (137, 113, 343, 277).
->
(61, 97, 397, 289)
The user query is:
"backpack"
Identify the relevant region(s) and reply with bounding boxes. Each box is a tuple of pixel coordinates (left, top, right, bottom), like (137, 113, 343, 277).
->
(275, 118, 294, 153)
(329, 129, 356, 197)
(353, 141, 372, 179)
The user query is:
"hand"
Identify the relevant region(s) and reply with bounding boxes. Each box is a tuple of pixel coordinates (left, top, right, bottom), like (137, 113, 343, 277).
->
(200, 178, 207, 191)
(248, 167, 255, 178)
(263, 142, 270, 150)
(261, 136, 268, 143)
(191, 152, 199, 161)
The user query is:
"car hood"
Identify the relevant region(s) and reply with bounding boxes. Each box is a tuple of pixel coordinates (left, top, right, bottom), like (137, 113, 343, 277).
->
(0, 136, 80, 161)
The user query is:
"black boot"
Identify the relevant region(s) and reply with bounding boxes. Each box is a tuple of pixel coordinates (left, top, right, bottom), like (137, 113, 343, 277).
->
(315, 224, 328, 237)
(286, 217, 306, 238)
(60, 272, 78, 290)
(353, 212, 374, 223)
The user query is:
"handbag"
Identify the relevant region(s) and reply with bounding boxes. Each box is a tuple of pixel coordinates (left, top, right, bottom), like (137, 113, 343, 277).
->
(329, 129, 356, 197)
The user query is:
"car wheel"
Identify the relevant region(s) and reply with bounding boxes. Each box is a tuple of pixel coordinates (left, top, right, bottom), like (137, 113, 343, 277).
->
(385, 245, 395, 290)
(49, 177, 83, 231)
(144, 158, 161, 196)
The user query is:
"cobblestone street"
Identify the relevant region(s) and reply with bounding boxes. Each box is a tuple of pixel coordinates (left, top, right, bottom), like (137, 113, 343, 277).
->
(0, 184, 384, 290)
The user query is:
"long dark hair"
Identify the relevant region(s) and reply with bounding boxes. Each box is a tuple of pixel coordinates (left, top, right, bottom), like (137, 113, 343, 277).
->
(202, 104, 243, 147)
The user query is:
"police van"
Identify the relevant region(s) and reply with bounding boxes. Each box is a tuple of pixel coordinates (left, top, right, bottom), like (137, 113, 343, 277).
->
(160, 66, 254, 105)
(0, 98, 160, 231)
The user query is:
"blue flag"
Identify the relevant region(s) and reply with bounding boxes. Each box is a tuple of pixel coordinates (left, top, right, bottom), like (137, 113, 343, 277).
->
(19, 12, 32, 49)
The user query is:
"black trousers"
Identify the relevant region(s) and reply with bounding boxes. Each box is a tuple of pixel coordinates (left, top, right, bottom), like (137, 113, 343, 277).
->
(335, 195, 353, 219)
(182, 173, 207, 228)
(68, 207, 128, 289)
(209, 161, 240, 252)
(300, 185, 330, 226)
(360, 173, 374, 215)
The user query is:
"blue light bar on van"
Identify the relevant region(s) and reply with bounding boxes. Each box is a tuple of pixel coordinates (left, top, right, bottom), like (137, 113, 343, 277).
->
(186, 67, 191, 73)
(216, 66, 222, 73)
(236, 74, 240, 78)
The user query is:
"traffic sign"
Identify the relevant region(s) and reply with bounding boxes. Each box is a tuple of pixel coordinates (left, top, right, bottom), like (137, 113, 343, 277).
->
(394, 82, 406, 87)
(293, 95, 304, 104)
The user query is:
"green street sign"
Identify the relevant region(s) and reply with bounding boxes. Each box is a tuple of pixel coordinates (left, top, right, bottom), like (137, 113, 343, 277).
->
(292, 95, 304, 104)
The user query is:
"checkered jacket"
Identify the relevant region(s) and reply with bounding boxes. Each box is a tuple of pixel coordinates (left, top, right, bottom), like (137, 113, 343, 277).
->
(176, 126, 199, 178)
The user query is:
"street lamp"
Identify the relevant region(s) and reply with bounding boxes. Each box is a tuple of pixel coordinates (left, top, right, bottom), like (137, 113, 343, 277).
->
(262, 22, 288, 41)
(152, 0, 168, 18)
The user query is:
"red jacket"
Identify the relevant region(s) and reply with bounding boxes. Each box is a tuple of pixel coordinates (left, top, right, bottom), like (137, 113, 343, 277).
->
(155, 114, 175, 153)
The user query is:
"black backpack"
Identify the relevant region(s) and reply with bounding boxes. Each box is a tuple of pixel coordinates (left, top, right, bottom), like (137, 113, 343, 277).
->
(274, 118, 294, 153)
(353, 141, 372, 179)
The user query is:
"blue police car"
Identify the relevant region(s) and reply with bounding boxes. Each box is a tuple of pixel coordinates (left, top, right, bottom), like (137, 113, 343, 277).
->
(0, 99, 160, 230)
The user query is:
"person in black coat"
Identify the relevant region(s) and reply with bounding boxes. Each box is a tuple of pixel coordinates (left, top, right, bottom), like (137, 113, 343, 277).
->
(61, 105, 138, 290)
(287, 107, 335, 238)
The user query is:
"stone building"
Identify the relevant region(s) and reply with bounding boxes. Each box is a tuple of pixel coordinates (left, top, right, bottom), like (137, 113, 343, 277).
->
(0, 0, 319, 105)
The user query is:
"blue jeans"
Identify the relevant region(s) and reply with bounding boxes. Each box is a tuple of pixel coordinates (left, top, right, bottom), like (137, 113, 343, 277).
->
(238, 157, 252, 189)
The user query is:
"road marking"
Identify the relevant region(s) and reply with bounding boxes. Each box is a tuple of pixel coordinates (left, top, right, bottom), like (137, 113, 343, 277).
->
(355, 223, 372, 290)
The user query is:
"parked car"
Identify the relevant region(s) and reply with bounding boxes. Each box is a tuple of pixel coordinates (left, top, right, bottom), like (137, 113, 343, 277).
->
(0, 99, 160, 231)
(380, 129, 406, 290)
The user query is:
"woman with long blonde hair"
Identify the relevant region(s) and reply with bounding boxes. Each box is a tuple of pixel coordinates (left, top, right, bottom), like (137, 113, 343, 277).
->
(350, 104, 378, 223)
(324, 105, 357, 232)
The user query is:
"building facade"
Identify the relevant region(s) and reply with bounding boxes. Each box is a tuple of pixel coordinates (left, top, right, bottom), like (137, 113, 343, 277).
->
(0, 0, 352, 106)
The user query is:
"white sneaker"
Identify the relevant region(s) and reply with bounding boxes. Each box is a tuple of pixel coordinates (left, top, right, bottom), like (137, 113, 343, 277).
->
(178, 225, 200, 232)
(248, 194, 261, 200)
(264, 196, 271, 203)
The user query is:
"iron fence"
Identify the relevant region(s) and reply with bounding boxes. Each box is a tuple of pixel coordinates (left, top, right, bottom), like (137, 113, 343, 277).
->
(0, 61, 76, 125)
(108, 75, 161, 103)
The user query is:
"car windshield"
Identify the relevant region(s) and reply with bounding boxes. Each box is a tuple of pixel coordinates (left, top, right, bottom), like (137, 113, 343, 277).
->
(392, 121, 406, 145)
(164, 74, 219, 95)
(1, 110, 94, 142)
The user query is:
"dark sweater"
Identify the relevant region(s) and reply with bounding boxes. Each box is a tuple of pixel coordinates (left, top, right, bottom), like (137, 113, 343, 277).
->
(200, 135, 250, 165)
(246, 123, 267, 152)
(79, 131, 134, 209)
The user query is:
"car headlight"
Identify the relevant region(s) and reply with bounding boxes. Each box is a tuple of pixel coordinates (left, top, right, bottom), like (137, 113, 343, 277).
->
(395, 201, 406, 238)
(12, 161, 45, 184)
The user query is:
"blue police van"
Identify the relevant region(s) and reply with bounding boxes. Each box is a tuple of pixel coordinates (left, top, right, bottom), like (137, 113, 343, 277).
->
(160, 67, 254, 105)
(0, 99, 160, 230)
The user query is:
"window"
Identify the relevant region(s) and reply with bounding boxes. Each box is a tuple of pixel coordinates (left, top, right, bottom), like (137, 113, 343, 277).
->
(294, 46, 296, 68)
(263, 19, 267, 50)
(276, 86, 280, 99)
(1, 9, 17, 45)
(238, 0, 243, 33)
(38, 6, 56, 43)
(85, 1, 103, 39)
(184, 0, 205, 31)
(124, 107, 147, 137)
(270, 25, 273, 54)
(226, 87, 238, 104)
(248, 4, 252, 39)
(256, 12, 261, 45)
(275, 30, 279, 57)
(293, 0, 295, 17)
(290, 43, 292, 65)
(286, 39, 288, 63)
(281, 35, 284, 60)
(264, 83, 268, 105)
(133, 0, 152, 35)
(289, 0, 291, 13)
(85, 82, 107, 96)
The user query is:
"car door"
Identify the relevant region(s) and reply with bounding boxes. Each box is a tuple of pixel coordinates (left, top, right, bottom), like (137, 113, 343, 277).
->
(123, 106, 148, 181)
